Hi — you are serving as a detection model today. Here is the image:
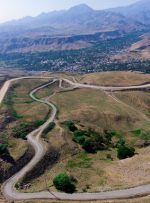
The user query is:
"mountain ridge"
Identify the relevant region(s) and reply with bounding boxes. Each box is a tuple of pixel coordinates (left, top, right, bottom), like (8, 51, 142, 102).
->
(0, 1, 147, 35)
(108, 0, 150, 25)
(0, 0, 149, 54)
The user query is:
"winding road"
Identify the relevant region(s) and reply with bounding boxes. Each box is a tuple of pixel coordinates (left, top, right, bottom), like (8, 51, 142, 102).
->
(1, 76, 150, 201)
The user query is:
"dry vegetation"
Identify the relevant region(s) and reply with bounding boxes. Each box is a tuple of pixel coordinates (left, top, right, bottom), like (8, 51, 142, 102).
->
(0, 78, 50, 199)
(51, 88, 150, 132)
(0, 78, 50, 162)
(2, 197, 150, 203)
(1, 71, 150, 202)
(17, 71, 150, 195)
(112, 33, 150, 61)
(80, 71, 150, 86)
(15, 197, 150, 203)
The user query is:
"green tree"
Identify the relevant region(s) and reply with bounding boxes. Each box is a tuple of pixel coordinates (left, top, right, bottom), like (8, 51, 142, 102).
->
(66, 120, 77, 132)
(82, 139, 95, 153)
(53, 173, 75, 193)
(117, 145, 135, 160)
(0, 143, 7, 155)
(104, 130, 113, 144)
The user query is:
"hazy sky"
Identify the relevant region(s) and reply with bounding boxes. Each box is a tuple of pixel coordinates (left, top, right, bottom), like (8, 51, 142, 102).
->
(0, 0, 139, 23)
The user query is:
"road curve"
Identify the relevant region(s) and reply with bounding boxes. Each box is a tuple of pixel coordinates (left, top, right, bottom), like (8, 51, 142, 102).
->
(1, 76, 150, 201)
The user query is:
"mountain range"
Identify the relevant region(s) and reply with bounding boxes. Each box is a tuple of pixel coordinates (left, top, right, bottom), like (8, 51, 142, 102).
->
(0, 0, 149, 53)
(109, 0, 150, 25)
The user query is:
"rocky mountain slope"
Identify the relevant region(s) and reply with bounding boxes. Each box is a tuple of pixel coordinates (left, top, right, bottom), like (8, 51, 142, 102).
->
(0, 1, 148, 54)
(112, 33, 150, 61)
(109, 0, 150, 25)
(0, 4, 145, 36)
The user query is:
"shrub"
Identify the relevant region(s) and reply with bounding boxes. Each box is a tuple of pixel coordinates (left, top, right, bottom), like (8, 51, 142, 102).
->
(132, 128, 142, 136)
(74, 129, 90, 139)
(0, 143, 7, 155)
(90, 131, 108, 150)
(66, 120, 77, 132)
(72, 129, 113, 153)
(82, 139, 95, 153)
(12, 122, 30, 140)
(4, 95, 23, 119)
(74, 136, 85, 145)
(116, 137, 125, 148)
(43, 122, 55, 135)
(34, 120, 45, 127)
(104, 130, 113, 144)
(53, 173, 75, 193)
(12, 120, 45, 140)
(117, 145, 135, 160)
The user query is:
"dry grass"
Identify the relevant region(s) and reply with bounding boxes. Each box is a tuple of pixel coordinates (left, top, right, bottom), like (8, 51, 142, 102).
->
(51, 88, 150, 132)
(0, 79, 50, 174)
(38, 71, 80, 83)
(114, 91, 150, 118)
(2, 72, 150, 201)
(14, 195, 150, 203)
(80, 72, 150, 86)
(35, 81, 60, 99)
(8, 137, 28, 160)
(22, 126, 150, 193)
(112, 34, 150, 61)
(12, 79, 50, 122)
(19, 72, 150, 193)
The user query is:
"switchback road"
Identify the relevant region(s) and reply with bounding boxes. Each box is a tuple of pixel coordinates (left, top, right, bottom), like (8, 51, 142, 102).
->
(1, 76, 150, 201)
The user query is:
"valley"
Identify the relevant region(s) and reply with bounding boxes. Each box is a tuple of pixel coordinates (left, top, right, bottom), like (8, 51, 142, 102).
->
(0, 30, 150, 73)
(0, 0, 150, 73)
(113, 33, 150, 61)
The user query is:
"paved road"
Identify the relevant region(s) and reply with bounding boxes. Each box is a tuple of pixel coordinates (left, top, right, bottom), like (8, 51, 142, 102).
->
(63, 78, 150, 91)
(1, 78, 57, 201)
(1, 76, 150, 201)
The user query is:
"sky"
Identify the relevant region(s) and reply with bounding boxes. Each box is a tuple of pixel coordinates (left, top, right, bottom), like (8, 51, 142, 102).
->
(0, 0, 139, 23)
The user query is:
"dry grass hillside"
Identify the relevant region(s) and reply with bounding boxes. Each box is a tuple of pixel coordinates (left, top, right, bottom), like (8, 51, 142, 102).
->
(15, 196, 150, 203)
(0, 78, 50, 199)
(1, 71, 150, 202)
(16, 71, 150, 195)
(2, 196, 150, 203)
(112, 33, 150, 61)
(79, 71, 150, 86)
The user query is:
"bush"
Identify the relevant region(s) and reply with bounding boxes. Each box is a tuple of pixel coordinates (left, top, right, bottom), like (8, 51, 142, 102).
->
(103, 130, 113, 144)
(12, 120, 45, 140)
(117, 145, 135, 160)
(74, 136, 85, 145)
(34, 120, 45, 127)
(0, 143, 7, 155)
(43, 122, 55, 135)
(12, 122, 30, 140)
(82, 139, 95, 153)
(4, 95, 23, 119)
(73, 130, 90, 140)
(72, 129, 113, 153)
(90, 131, 108, 151)
(116, 137, 126, 148)
(66, 120, 77, 132)
(53, 173, 75, 193)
